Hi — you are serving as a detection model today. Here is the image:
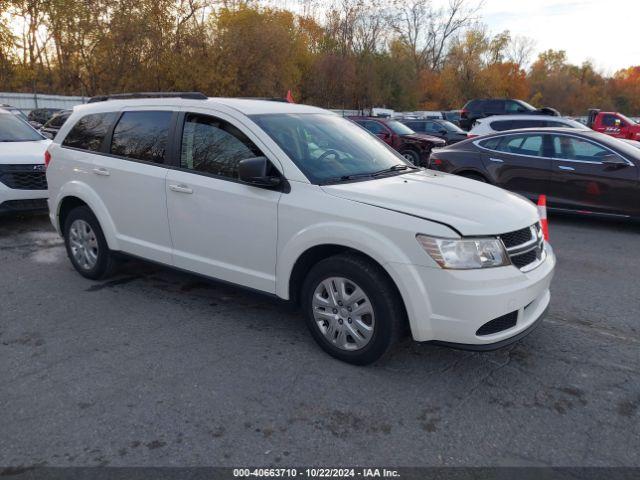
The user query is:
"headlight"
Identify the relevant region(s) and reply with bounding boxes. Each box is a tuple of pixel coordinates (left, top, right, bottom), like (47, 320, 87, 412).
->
(416, 235, 510, 269)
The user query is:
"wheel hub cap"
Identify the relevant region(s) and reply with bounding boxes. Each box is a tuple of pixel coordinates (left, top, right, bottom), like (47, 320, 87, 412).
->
(311, 277, 375, 351)
(69, 219, 99, 270)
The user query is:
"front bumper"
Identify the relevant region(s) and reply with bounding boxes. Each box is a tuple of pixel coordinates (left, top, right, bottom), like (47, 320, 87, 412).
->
(0, 182, 48, 214)
(386, 243, 555, 346)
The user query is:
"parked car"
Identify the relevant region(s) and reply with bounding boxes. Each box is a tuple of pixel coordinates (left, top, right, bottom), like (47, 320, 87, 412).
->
(442, 110, 462, 126)
(28, 108, 62, 128)
(0, 108, 51, 215)
(46, 93, 554, 365)
(459, 98, 560, 131)
(400, 118, 468, 145)
(429, 128, 639, 219)
(40, 109, 71, 139)
(468, 115, 589, 137)
(587, 109, 640, 140)
(349, 116, 445, 165)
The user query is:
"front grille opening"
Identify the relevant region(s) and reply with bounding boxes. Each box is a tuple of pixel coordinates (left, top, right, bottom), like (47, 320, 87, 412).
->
(0, 171, 48, 190)
(499, 227, 533, 248)
(511, 249, 538, 269)
(476, 311, 518, 336)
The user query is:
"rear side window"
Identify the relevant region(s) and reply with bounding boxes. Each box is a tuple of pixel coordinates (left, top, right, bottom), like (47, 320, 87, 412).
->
(180, 113, 262, 179)
(62, 112, 116, 151)
(110, 111, 172, 164)
(491, 120, 515, 131)
(496, 134, 544, 156)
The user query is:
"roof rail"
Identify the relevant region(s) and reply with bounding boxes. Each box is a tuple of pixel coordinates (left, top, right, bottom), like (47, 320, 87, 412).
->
(87, 92, 208, 103)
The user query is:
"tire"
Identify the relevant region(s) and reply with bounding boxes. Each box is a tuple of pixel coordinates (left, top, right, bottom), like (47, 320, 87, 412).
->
(301, 253, 405, 365)
(458, 172, 487, 183)
(400, 149, 420, 165)
(63, 206, 114, 280)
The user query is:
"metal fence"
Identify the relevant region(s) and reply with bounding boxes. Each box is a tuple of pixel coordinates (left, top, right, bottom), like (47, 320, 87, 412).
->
(0, 92, 88, 112)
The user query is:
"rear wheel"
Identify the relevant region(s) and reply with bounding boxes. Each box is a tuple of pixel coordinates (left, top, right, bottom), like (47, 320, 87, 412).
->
(63, 206, 114, 280)
(301, 254, 404, 365)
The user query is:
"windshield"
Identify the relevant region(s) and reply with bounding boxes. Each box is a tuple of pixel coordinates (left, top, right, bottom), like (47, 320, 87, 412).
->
(617, 113, 637, 125)
(386, 120, 415, 135)
(440, 120, 465, 133)
(251, 113, 412, 184)
(0, 113, 44, 142)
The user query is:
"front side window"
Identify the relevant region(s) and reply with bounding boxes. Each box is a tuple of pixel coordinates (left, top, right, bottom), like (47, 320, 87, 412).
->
(361, 121, 387, 135)
(252, 113, 410, 184)
(602, 114, 617, 127)
(494, 134, 544, 157)
(552, 136, 610, 161)
(180, 113, 263, 179)
(62, 112, 116, 151)
(0, 113, 44, 142)
(110, 111, 172, 164)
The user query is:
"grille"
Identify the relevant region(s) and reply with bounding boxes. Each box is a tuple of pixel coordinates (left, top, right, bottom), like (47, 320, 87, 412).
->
(499, 223, 544, 271)
(476, 311, 518, 336)
(500, 227, 534, 248)
(0, 165, 48, 190)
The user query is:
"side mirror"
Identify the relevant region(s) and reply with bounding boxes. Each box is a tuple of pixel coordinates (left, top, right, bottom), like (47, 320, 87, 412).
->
(238, 156, 282, 187)
(601, 154, 628, 169)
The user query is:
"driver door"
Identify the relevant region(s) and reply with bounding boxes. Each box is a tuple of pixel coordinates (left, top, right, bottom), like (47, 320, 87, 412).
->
(165, 110, 281, 293)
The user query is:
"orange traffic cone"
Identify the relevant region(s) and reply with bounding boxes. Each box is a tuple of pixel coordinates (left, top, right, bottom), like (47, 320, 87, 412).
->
(286, 90, 295, 103)
(537, 195, 549, 241)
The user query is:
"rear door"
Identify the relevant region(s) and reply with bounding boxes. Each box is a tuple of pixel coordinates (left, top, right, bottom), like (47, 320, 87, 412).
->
(546, 133, 638, 216)
(89, 109, 175, 263)
(165, 110, 281, 293)
(477, 133, 552, 200)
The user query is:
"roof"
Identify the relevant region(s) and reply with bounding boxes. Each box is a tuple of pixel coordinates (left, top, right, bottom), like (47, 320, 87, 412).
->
(73, 97, 330, 116)
(478, 114, 571, 122)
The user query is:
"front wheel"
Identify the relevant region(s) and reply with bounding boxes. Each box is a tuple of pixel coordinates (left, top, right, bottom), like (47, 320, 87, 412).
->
(400, 149, 420, 165)
(301, 254, 405, 365)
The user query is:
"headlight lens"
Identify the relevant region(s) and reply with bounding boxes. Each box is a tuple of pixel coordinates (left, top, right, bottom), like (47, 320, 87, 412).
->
(416, 235, 510, 269)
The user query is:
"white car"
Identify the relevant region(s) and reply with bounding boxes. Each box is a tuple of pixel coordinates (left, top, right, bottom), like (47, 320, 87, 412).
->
(46, 94, 555, 365)
(0, 108, 51, 215)
(468, 114, 589, 137)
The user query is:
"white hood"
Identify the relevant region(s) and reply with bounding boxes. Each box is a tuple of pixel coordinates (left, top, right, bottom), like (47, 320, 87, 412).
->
(322, 170, 539, 236)
(0, 140, 51, 165)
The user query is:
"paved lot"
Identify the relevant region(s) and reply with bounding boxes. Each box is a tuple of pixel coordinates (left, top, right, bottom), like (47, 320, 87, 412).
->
(0, 213, 638, 468)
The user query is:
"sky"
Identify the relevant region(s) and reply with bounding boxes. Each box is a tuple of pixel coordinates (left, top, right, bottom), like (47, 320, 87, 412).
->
(480, 0, 640, 74)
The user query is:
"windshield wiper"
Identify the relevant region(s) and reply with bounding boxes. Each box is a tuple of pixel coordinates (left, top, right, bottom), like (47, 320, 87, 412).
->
(371, 164, 419, 177)
(322, 164, 419, 185)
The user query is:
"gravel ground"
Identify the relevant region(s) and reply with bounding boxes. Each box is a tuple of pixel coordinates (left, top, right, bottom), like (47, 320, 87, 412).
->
(0, 213, 638, 468)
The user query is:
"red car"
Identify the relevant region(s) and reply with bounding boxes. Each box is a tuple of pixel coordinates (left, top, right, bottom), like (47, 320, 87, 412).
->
(587, 109, 640, 141)
(349, 117, 445, 166)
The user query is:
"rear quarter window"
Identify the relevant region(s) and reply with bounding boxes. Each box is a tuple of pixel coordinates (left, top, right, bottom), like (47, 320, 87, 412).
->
(62, 112, 117, 151)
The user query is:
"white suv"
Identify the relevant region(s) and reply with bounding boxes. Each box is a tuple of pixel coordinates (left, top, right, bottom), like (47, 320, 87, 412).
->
(468, 114, 589, 137)
(46, 93, 555, 364)
(0, 108, 51, 215)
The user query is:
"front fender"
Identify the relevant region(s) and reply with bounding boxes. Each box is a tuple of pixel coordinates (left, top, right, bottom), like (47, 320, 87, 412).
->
(275, 221, 416, 300)
(53, 181, 120, 251)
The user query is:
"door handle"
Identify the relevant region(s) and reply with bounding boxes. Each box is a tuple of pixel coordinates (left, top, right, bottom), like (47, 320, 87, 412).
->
(92, 167, 110, 176)
(169, 184, 193, 194)
(558, 165, 575, 171)
(489, 157, 504, 163)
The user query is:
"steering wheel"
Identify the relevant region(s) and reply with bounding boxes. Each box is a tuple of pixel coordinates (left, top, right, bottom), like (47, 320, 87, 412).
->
(317, 149, 341, 162)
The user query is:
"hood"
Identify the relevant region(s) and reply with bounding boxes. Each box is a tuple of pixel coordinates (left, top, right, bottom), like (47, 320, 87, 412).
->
(0, 140, 51, 165)
(321, 170, 539, 236)
(402, 133, 445, 144)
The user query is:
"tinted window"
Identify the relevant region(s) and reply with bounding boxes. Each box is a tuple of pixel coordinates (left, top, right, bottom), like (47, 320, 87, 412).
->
(62, 112, 116, 151)
(49, 113, 69, 127)
(362, 121, 387, 135)
(484, 100, 504, 113)
(110, 111, 172, 163)
(404, 121, 423, 132)
(465, 100, 484, 113)
(552, 136, 610, 161)
(506, 100, 530, 113)
(491, 120, 515, 131)
(180, 113, 262, 179)
(478, 137, 502, 150)
(601, 114, 617, 127)
(495, 134, 544, 156)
